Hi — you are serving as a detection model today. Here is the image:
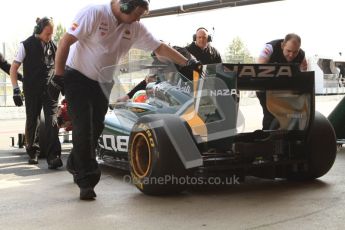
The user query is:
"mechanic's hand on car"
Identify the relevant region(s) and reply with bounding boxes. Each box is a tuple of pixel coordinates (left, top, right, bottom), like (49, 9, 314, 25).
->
(13, 86, 23, 107)
(48, 74, 64, 99)
(186, 59, 202, 72)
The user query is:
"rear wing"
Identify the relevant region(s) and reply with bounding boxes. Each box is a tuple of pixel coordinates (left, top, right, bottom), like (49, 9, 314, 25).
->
(220, 63, 315, 131)
(175, 63, 315, 143)
(222, 63, 314, 92)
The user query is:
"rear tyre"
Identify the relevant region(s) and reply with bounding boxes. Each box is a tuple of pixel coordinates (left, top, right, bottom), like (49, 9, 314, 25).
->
(128, 115, 188, 195)
(288, 111, 337, 180)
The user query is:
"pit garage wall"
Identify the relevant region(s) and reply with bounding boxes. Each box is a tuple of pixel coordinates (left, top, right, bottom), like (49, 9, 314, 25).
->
(308, 56, 345, 95)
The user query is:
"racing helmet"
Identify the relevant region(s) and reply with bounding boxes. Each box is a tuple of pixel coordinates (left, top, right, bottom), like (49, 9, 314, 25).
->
(146, 82, 156, 99)
(132, 90, 147, 103)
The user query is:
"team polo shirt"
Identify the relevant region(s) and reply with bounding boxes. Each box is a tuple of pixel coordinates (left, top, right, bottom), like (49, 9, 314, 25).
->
(66, 3, 161, 83)
(259, 43, 274, 60)
(14, 43, 27, 63)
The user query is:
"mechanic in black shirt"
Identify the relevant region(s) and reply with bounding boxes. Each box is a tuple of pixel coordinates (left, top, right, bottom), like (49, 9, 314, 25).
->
(256, 33, 308, 130)
(0, 52, 23, 81)
(10, 17, 62, 169)
(185, 27, 222, 64)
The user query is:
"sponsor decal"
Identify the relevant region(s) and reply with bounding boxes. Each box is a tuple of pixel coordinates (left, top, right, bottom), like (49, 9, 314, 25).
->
(122, 29, 131, 40)
(287, 113, 303, 118)
(145, 129, 155, 148)
(224, 65, 293, 77)
(98, 22, 109, 36)
(210, 89, 238, 97)
(71, 23, 78, 31)
(99, 135, 129, 152)
(263, 47, 270, 55)
(176, 79, 192, 94)
(98, 26, 108, 31)
(137, 124, 155, 148)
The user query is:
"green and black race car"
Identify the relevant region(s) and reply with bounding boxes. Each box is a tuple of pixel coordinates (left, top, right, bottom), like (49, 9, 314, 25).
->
(96, 61, 336, 195)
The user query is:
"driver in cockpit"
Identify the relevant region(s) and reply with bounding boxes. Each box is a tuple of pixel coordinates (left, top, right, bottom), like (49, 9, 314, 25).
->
(116, 46, 196, 102)
(116, 73, 157, 102)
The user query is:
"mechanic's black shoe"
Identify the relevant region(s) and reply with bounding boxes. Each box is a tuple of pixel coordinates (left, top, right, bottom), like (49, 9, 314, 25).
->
(80, 187, 96, 200)
(48, 157, 63, 169)
(28, 154, 38, 164)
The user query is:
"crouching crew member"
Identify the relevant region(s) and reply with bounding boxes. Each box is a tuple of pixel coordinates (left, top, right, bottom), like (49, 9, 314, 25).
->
(256, 33, 307, 130)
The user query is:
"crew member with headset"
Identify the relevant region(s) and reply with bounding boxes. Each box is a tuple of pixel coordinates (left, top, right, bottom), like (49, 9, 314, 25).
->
(50, 0, 200, 200)
(185, 27, 222, 64)
(10, 17, 62, 169)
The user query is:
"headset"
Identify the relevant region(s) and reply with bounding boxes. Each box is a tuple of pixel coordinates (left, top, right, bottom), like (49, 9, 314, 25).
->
(34, 17, 53, 35)
(193, 27, 212, 42)
(120, 0, 150, 14)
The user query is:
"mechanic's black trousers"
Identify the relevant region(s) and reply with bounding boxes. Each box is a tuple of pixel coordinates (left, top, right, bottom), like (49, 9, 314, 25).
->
(24, 90, 61, 161)
(256, 91, 276, 130)
(64, 68, 112, 189)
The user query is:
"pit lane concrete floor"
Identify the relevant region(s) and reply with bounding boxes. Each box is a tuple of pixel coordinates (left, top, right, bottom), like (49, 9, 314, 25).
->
(1, 95, 345, 230)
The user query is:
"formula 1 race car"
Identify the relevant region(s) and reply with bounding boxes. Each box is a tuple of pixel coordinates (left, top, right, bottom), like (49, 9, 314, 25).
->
(97, 61, 337, 195)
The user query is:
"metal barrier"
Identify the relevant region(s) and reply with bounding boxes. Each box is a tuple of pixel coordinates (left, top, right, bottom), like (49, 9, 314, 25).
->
(0, 76, 26, 119)
(0, 80, 22, 107)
